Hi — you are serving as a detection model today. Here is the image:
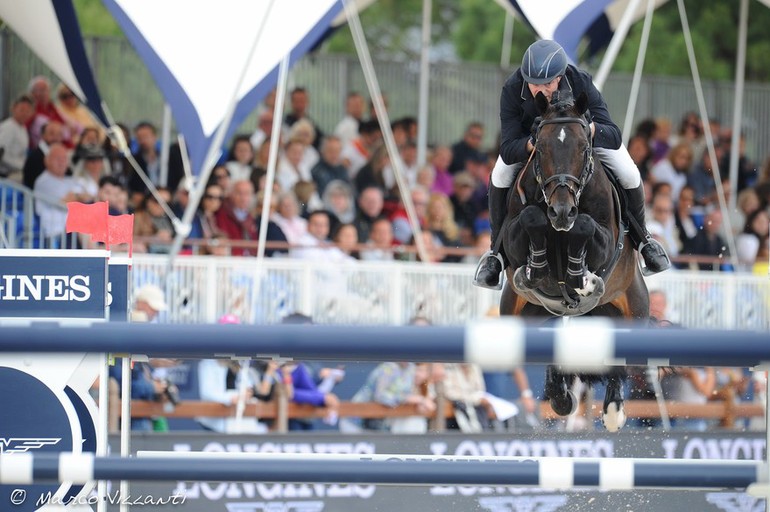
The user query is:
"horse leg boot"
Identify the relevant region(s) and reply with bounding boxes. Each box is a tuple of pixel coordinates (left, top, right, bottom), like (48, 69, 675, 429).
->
(626, 183, 671, 275)
(602, 371, 627, 432)
(473, 184, 509, 290)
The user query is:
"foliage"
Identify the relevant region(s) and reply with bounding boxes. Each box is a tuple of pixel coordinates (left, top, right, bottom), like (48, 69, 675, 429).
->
(72, 0, 123, 37)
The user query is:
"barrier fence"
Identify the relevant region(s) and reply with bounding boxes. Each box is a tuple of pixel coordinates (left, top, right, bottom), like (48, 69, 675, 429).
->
(0, 319, 768, 369)
(0, 453, 763, 491)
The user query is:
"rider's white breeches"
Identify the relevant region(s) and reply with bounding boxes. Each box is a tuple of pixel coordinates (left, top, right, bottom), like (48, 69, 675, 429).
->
(593, 145, 641, 189)
(490, 145, 641, 190)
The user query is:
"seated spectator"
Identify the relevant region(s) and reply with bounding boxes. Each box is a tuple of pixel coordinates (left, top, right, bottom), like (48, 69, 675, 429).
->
(391, 185, 429, 245)
(341, 119, 381, 180)
(27, 75, 76, 149)
(351, 362, 436, 432)
(354, 145, 390, 194)
(353, 186, 385, 243)
(651, 142, 693, 199)
(322, 179, 356, 227)
(647, 193, 680, 258)
(311, 135, 349, 196)
(190, 183, 227, 255)
(674, 185, 699, 249)
(288, 118, 320, 171)
(426, 192, 462, 262)
(209, 164, 232, 194)
(271, 191, 308, 245)
(443, 363, 496, 432)
(333, 91, 365, 147)
(283, 87, 324, 149)
(360, 217, 395, 261)
(133, 189, 174, 254)
(332, 223, 359, 259)
(292, 179, 323, 216)
(661, 366, 716, 431)
(291, 210, 354, 263)
(56, 83, 102, 144)
(450, 172, 481, 247)
(225, 134, 255, 182)
(71, 126, 105, 165)
(215, 180, 287, 257)
(276, 139, 313, 193)
(72, 146, 108, 202)
(650, 117, 672, 164)
(682, 208, 729, 270)
(23, 120, 63, 189)
(731, 188, 762, 236)
(687, 146, 722, 207)
(383, 139, 419, 189)
(736, 209, 770, 268)
(33, 143, 83, 243)
(429, 146, 454, 197)
(627, 134, 652, 182)
(449, 121, 485, 174)
(0, 94, 34, 180)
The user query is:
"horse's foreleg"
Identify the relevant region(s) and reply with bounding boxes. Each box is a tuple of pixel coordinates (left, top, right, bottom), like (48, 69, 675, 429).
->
(565, 214, 596, 289)
(512, 206, 550, 290)
(602, 368, 627, 432)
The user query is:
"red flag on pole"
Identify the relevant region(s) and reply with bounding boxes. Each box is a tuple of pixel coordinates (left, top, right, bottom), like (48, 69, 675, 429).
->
(65, 201, 109, 242)
(108, 214, 135, 257)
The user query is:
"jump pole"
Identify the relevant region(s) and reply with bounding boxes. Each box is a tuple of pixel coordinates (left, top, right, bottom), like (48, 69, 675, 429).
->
(0, 453, 763, 491)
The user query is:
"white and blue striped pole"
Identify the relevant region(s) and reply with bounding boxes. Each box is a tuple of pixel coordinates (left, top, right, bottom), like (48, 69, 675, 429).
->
(0, 453, 763, 491)
(0, 319, 768, 369)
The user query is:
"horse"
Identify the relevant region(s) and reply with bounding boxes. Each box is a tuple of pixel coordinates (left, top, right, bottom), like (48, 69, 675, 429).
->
(498, 91, 649, 432)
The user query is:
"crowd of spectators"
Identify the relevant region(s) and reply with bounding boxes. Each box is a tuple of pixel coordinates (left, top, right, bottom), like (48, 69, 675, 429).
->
(2, 76, 767, 271)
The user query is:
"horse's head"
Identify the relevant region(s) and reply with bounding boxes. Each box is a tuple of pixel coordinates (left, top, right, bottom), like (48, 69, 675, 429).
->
(532, 91, 595, 231)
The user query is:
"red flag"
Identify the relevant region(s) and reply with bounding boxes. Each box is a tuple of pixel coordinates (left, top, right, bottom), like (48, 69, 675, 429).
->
(108, 214, 135, 257)
(66, 201, 109, 242)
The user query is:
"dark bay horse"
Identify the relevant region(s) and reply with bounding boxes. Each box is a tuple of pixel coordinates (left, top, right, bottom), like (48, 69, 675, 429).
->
(499, 91, 649, 432)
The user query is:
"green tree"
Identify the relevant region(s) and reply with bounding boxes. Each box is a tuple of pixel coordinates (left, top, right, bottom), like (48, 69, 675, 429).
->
(73, 0, 123, 37)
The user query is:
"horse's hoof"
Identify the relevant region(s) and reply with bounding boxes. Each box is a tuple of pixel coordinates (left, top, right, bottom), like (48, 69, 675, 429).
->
(576, 272, 605, 298)
(602, 401, 626, 433)
(550, 390, 578, 416)
(513, 265, 545, 291)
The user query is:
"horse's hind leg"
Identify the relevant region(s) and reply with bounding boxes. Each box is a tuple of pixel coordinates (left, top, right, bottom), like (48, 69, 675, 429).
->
(601, 367, 627, 432)
(544, 365, 578, 416)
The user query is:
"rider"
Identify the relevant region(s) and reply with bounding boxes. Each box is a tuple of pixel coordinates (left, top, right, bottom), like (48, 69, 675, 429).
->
(474, 39, 671, 289)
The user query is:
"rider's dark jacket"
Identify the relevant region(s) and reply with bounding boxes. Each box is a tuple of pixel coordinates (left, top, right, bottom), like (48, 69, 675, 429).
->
(499, 64, 622, 166)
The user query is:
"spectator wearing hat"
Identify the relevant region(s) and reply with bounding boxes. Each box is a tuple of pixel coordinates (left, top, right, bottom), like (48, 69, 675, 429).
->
(73, 146, 109, 201)
(132, 283, 168, 322)
(449, 122, 485, 174)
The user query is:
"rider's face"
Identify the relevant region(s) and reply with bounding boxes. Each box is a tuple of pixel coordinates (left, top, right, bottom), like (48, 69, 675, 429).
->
(527, 76, 561, 101)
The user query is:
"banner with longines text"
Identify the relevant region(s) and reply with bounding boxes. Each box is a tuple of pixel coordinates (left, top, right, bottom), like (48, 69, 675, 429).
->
(114, 431, 766, 512)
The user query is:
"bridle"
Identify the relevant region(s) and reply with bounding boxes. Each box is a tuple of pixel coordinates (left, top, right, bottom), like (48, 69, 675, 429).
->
(532, 115, 595, 207)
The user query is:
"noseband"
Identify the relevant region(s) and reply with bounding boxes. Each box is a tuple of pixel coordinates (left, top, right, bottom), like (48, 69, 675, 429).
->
(533, 116, 595, 207)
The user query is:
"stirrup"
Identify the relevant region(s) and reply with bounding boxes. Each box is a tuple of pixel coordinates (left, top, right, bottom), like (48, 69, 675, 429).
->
(473, 250, 505, 291)
(637, 239, 671, 277)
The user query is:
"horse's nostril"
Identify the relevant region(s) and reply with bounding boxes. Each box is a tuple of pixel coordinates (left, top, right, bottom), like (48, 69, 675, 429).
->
(547, 206, 557, 219)
(568, 206, 578, 218)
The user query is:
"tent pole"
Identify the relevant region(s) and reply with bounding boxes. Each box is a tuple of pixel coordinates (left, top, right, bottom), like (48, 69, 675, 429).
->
(344, 0, 431, 263)
(500, 12, 514, 69)
(416, 0, 432, 168)
(622, 0, 656, 143)
(166, 0, 277, 262)
(159, 103, 171, 187)
(594, 0, 641, 91)
(676, 0, 738, 268)
(728, 0, 749, 214)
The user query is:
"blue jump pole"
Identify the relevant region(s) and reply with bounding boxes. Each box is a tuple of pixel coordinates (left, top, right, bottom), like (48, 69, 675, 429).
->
(0, 318, 768, 369)
(0, 453, 763, 490)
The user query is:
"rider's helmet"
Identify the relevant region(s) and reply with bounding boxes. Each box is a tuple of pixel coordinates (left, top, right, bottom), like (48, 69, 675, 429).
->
(521, 40, 568, 85)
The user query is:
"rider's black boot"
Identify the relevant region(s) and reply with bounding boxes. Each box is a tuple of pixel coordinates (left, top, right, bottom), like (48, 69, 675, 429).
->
(626, 183, 671, 275)
(473, 184, 509, 289)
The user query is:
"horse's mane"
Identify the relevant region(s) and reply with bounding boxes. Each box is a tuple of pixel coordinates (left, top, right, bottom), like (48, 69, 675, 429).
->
(543, 91, 578, 118)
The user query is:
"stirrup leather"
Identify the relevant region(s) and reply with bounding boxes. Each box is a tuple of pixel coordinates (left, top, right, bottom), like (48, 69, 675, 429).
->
(473, 250, 505, 291)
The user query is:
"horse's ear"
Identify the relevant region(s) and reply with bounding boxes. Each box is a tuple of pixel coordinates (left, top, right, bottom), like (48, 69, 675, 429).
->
(575, 92, 589, 116)
(534, 92, 549, 114)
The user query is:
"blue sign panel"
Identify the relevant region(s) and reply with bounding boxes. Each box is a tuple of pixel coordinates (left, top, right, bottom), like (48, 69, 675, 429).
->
(108, 257, 131, 322)
(0, 249, 108, 319)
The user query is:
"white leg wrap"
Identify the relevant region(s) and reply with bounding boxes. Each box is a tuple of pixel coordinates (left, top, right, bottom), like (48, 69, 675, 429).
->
(593, 146, 641, 189)
(491, 155, 522, 188)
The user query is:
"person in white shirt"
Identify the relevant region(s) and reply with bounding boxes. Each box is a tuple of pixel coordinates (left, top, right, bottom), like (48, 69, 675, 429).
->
(271, 191, 308, 245)
(334, 92, 365, 147)
(0, 95, 34, 180)
(291, 210, 354, 263)
(33, 143, 83, 239)
(340, 120, 381, 180)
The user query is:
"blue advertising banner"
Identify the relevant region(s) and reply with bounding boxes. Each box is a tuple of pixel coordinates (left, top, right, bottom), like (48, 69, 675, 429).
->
(0, 249, 108, 319)
(108, 256, 131, 322)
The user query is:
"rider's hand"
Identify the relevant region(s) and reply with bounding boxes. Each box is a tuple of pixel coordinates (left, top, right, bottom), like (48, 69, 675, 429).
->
(589, 122, 596, 139)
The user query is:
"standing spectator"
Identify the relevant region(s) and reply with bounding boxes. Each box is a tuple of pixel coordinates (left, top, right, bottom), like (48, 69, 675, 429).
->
(449, 122, 485, 174)
(334, 92, 365, 147)
(353, 186, 385, 243)
(33, 143, 82, 242)
(450, 172, 481, 247)
(225, 135, 255, 183)
(22, 121, 63, 189)
(311, 136, 349, 195)
(26, 76, 75, 149)
(0, 95, 34, 180)
(283, 87, 323, 149)
(651, 142, 694, 199)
